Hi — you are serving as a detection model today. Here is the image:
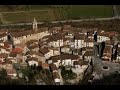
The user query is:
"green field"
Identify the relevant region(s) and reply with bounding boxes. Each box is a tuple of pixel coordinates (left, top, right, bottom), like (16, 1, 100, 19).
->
(2, 10, 56, 23)
(0, 5, 114, 24)
(66, 5, 113, 19)
(116, 5, 120, 15)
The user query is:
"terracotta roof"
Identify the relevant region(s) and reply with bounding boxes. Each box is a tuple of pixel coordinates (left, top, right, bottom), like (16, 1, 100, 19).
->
(42, 63, 49, 69)
(50, 64, 58, 71)
(5, 58, 13, 64)
(0, 40, 4, 43)
(9, 52, 17, 57)
(98, 31, 110, 37)
(38, 41, 44, 47)
(84, 38, 94, 42)
(103, 45, 112, 53)
(49, 55, 60, 63)
(79, 61, 88, 65)
(11, 47, 23, 53)
(109, 31, 118, 37)
(0, 53, 8, 58)
(11, 30, 34, 37)
(86, 47, 93, 51)
(82, 47, 87, 51)
(73, 49, 82, 55)
(74, 34, 85, 40)
(26, 51, 36, 55)
(106, 40, 114, 46)
(27, 44, 39, 50)
(38, 61, 42, 66)
(61, 54, 79, 60)
(52, 71, 60, 79)
(84, 51, 93, 56)
(73, 61, 80, 65)
(26, 40, 38, 46)
(39, 47, 49, 55)
(63, 25, 71, 30)
(6, 69, 16, 75)
(0, 32, 7, 38)
(27, 57, 38, 62)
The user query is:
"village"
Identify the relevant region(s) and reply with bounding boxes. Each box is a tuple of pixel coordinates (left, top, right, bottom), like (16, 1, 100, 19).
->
(0, 18, 120, 85)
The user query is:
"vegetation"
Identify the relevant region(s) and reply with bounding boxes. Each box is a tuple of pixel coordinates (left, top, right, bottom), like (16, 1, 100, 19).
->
(61, 66, 77, 80)
(0, 5, 114, 24)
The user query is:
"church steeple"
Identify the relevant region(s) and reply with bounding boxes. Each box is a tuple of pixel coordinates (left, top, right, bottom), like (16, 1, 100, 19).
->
(33, 17, 38, 31)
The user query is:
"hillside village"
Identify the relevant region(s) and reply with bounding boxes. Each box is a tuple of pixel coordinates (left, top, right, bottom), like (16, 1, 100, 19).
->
(0, 18, 120, 85)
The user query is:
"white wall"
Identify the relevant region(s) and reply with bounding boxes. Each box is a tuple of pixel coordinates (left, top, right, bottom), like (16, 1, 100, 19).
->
(97, 36, 110, 42)
(28, 60, 38, 66)
(116, 55, 120, 62)
(75, 40, 84, 49)
(44, 52, 52, 59)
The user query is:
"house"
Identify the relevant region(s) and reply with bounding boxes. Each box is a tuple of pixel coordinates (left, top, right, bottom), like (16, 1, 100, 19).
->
(102, 45, 112, 61)
(73, 61, 81, 68)
(0, 53, 8, 63)
(27, 43, 39, 51)
(60, 45, 71, 54)
(6, 69, 17, 79)
(1, 62, 17, 79)
(25, 51, 36, 57)
(39, 47, 52, 59)
(52, 71, 60, 85)
(50, 64, 58, 72)
(114, 54, 120, 63)
(72, 60, 89, 74)
(47, 55, 60, 65)
(27, 57, 39, 66)
(9, 51, 18, 58)
(84, 51, 93, 61)
(0, 32, 7, 41)
(97, 31, 110, 42)
(73, 60, 88, 69)
(42, 63, 49, 69)
(49, 26, 62, 35)
(49, 34, 63, 48)
(74, 34, 85, 49)
(63, 25, 71, 31)
(61, 54, 79, 67)
(49, 48, 60, 56)
(84, 38, 94, 47)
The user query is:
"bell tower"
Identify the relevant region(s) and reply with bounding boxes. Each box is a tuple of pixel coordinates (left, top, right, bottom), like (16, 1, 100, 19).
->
(32, 17, 38, 32)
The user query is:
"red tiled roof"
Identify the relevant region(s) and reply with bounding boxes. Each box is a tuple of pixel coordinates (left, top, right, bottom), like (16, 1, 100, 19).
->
(42, 63, 49, 68)
(12, 47, 23, 53)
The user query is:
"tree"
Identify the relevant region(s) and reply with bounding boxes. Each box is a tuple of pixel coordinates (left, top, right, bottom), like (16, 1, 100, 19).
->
(0, 68, 7, 79)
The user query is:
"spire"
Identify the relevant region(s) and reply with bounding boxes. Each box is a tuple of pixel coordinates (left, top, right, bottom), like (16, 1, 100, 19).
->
(33, 17, 37, 23)
(33, 17, 38, 31)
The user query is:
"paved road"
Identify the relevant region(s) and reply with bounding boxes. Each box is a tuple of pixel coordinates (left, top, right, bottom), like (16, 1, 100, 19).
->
(0, 5, 120, 27)
(0, 16, 120, 27)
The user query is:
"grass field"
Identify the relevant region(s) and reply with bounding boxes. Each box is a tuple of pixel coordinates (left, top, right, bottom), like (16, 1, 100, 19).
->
(0, 5, 114, 24)
(2, 10, 56, 23)
(116, 5, 120, 15)
(66, 5, 113, 19)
